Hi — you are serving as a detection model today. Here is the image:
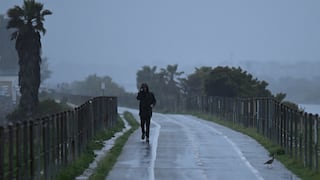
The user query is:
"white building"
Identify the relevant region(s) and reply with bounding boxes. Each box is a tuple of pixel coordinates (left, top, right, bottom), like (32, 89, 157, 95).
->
(0, 70, 19, 104)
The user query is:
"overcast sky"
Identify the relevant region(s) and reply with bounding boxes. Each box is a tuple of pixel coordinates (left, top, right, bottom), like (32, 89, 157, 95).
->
(1, 0, 320, 92)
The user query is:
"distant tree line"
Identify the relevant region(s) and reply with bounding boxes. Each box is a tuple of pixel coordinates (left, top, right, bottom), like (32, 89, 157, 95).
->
(55, 74, 141, 108)
(135, 64, 289, 112)
(57, 74, 127, 97)
(55, 64, 290, 112)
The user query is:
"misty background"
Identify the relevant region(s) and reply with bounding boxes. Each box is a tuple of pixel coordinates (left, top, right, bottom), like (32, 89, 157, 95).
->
(1, 0, 320, 104)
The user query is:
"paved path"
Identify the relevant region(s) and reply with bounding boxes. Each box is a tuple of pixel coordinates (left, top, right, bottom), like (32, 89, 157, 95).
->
(106, 107, 300, 180)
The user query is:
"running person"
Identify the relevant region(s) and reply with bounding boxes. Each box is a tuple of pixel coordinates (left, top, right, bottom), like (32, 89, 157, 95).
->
(136, 83, 156, 143)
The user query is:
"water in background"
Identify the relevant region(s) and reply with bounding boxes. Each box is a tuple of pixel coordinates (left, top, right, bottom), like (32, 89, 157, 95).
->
(299, 104, 320, 115)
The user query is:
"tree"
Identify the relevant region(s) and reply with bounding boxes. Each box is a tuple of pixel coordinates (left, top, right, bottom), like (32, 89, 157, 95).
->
(136, 64, 184, 111)
(204, 66, 273, 98)
(204, 66, 238, 97)
(159, 64, 184, 111)
(274, 92, 286, 102)
(7, 0, 52, 117)
(136, 65, 158, 90)
(160, 64, 184, 92)
(180, 66, 212, 96)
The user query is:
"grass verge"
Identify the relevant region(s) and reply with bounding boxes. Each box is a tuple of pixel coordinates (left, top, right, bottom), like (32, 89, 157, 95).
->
(56, 115, 125, 180)
(194, 113, 320, 180)
(89, 111, 139, 179)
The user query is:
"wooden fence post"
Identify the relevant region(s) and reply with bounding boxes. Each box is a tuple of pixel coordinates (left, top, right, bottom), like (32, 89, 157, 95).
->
(294, 110, 298, 160)
(42, 117, 49, 180)
(289, 109, 293, 158)
(90, 101, 94, 138)
(280, 104, 284, 148)
(51, 114, 57, 176)
(276, 100, 280, 143)
(63, 111, 68, 166)
(0, 126, 3, 180)
(55, 113, 61, 172)
(266, 98, 270, 139)
(22, 121, 28, 178)
(16, 122, 22, 180)
(73, 108, 79, 160)
(308, 114, 313, 169)
(60, 112, 65, 167)
(256, 99, 260, 133)
(284, 106, 289, 153)
(8, 124, 13, 180)
(35, 119, 41, 180)
(299, 113, 303, 163)
(304, 113, 308, 167)
(29, 121, 34, 179)
(314, 115, 319, 171)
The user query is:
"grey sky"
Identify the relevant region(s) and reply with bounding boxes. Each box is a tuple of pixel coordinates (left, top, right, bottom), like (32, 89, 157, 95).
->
(1, 0, 320, 92)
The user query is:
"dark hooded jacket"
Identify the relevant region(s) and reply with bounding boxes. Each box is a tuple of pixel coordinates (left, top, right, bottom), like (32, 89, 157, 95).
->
(136, 83, 156, 118)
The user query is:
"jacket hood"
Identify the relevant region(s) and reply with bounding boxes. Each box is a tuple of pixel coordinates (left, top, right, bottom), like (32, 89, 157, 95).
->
(140, 83, 149, 92)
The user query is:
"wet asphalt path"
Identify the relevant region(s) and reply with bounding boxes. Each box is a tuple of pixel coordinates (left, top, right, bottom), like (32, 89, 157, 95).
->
(106, 107, 300, 180)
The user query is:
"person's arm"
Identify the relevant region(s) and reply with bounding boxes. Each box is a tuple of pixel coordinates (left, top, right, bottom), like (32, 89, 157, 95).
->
(151, 92, 156, 107)
(136, 92, 142, 100)
(136, 88, 144, 100)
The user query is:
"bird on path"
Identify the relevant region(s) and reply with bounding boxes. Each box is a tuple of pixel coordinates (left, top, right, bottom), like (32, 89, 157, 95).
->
(264, 154, 275, 168)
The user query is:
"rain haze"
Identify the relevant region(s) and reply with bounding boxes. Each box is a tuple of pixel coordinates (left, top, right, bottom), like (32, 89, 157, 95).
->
(1, 2, 320, 179)
(1, 0, 320, 98)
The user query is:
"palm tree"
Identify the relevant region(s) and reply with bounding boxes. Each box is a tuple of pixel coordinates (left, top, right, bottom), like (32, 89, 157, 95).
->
(136, 65, 158, 89)
(6, 0, 52, 117)
(160, 64, 184, 112)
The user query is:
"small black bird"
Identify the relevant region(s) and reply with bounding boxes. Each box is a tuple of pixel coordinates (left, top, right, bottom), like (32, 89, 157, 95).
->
(264, 154, 275, 168)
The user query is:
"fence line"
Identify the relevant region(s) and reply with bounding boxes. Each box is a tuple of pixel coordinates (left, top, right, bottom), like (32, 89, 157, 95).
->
(0, 96, 117, 180)
(184, 96, 319, 171)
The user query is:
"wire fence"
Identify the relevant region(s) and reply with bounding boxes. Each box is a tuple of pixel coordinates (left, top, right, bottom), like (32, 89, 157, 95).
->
(184, 96, 319, 171)
(0, 96, 117, 180)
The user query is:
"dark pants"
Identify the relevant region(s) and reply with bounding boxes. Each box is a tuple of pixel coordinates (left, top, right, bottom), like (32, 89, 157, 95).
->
(140, 115, 151, 138)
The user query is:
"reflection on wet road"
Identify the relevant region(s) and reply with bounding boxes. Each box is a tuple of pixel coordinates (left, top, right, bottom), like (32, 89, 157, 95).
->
(106, 108, 160, 180)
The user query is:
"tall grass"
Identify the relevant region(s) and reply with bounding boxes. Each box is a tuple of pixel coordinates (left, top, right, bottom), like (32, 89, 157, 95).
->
(56, 115, 125, 180)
